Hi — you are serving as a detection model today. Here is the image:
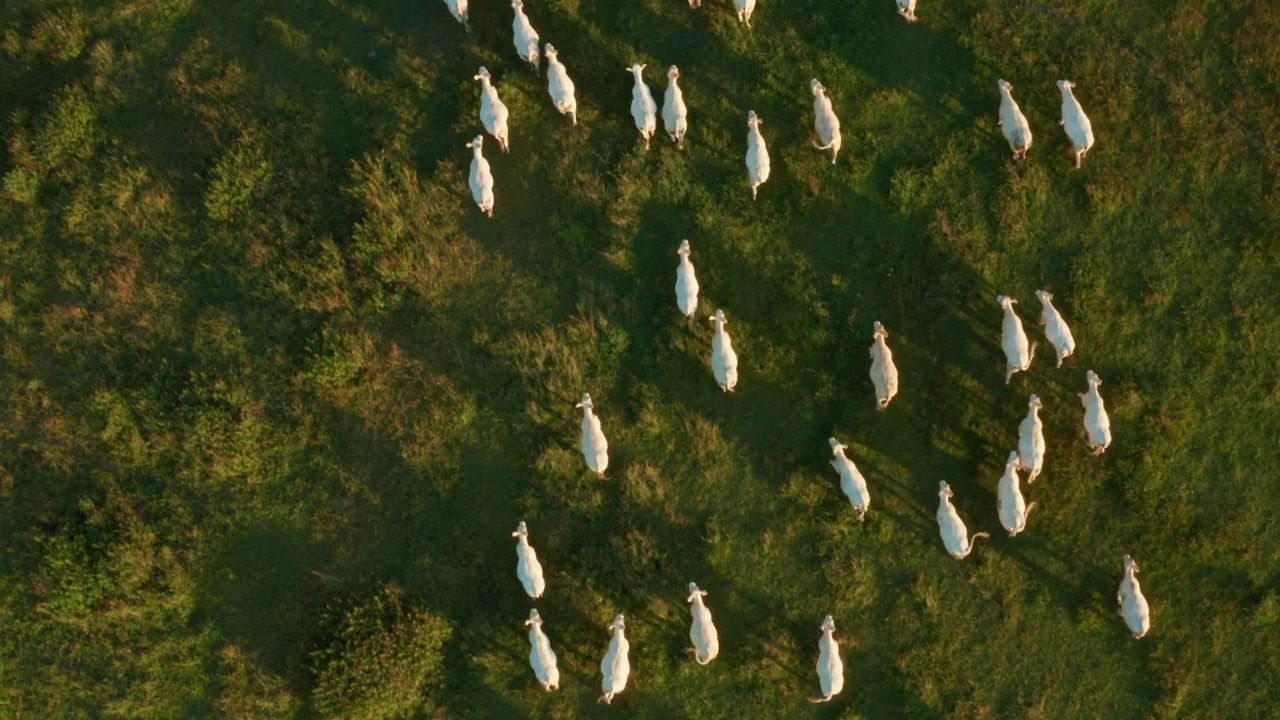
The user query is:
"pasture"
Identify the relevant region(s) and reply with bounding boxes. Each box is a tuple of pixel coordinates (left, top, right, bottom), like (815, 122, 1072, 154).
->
(1, 0, 1277, 717)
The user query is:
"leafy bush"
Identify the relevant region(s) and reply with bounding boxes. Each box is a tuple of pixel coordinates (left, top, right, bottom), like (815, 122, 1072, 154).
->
(204, 129, 275, 224)
(310, 585, 451, 720)
(32, 86, 98, 175)
(33, 524, 109, 623)
(3, 167, 40, 203)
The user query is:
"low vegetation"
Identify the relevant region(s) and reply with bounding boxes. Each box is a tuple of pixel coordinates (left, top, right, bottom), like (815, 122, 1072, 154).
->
(1, 0, 1277, 717)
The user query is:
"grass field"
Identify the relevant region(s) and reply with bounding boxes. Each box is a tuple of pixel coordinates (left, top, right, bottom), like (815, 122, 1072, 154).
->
(2, 0, 1279, 717)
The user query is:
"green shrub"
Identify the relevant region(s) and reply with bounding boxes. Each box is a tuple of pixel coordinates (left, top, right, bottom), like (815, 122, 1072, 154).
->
(205, 129, 274, 224)
(3, 167, 40, 203)
(32, 86, 97, 174)
(33, 528, 109, 623)
(310, 585, 451, 720)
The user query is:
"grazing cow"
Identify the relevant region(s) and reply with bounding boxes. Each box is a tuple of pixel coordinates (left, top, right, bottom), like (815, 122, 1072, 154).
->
(598, 614, 631, 704)
(745, 111, 770, 200)
(474, 67, 510, 153)
(807, 615, 844, 703)
(936, 481, 989, 559)
(829, 438, 871, 522)
(465, 135, 494, 217)
(687, 582, 720, 665)
(996, 451, 1036, 537)
(1017, 394, 1045, 482)
(1035, 289, 1076, 367)
(810, 79, 842, 164)
(1057, 80, 1095, 169)
(997, 79, 1032, 160)
(675, 240, 699, 319)
(525, 609, 560, 691)
(512, 521, 546, 599)
(663, 66, 689, 149)
(511, 0, 541, 74)
(545, 44, 578, 125)
(869, 321, 899, 409)
(1117, 555, 1151, 639)
(444, 0, 469, 28)
(626, 64, 657, 150)
(1079, 370, 1112, 455)
(709, 309, 739, 392)
(997, 294, 1036, 383)
(576, 393, 610, 476)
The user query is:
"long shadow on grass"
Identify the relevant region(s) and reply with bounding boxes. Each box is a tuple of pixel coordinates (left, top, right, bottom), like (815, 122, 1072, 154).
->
(622, 193, 990, 584)
(305, 399, 576, 709)
(454, 679, 535, 719)
(527, 415, 827, 697)
(195, 518, 334, 678)
(351, 289, 777, 710)
(450, 85, 639, 329)
(98, 0, 409, 211)
(993, 530, 1119, 619)
(564, 0, 770, 149)
(613, 179, 1133, 710)
(614, 102, 1116, 655)
(786, 0, 993, 130)
(860, 456, 943, 540)
(0, 18, 94, 167)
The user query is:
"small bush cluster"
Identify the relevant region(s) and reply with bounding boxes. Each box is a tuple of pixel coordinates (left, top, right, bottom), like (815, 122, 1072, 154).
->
(310, 585, 452, 720)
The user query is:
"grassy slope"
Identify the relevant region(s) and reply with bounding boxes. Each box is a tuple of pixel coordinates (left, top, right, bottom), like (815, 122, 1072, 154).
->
(1, 0, 1278, 717)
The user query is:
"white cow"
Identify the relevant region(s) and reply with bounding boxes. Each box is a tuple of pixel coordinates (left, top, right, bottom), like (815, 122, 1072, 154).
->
(512, 521, 546, 599)
(1057, 80, 1095, 169)
(1017, 394, 1045, 482)
(829, 438, 871, 522)
(626, 64, 657, 150)
(598, 614, 631, 704)
(663, 66, 688, 149)
(576, 393, 609, 476)
(1035, 290, 1076, 367)
(936, 481, 989, 559)
(475, 67, 510, 153)
(1117, 555, 1151, 639)
(897, 0, 918, 22)
(997, 294, 1036, 383)
(709, 309, 739, 392)
(675, 240, 699, 319)
(997, 79, 1032, 160)
(869, 321, 899, 409)
(444, 0, 469, 28)
(465, 135, 494, 218)
(525, 609, 560, 691)
(997, 451, 1036, 537)
(745, 111, 770, 201)
(1079, 370, 1111, 455)
(511, 0, 540, 74)
(686, 582, 720, 665)
(735, 0, 756, 27)
(807, 615, 844, 703)
(810, 79, 842, 164)
(545, 44, 577, 126)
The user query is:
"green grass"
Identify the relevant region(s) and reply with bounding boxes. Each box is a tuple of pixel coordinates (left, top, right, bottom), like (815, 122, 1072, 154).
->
(1, 0, 1278, 717)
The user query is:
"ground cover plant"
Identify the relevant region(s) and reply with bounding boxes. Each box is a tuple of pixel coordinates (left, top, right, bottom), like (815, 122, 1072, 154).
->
(1, 0, 1278, 717)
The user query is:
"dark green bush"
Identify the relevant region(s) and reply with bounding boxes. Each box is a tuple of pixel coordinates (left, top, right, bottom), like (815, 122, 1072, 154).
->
(3, 167, 40, 203)
(310, 585, 451, 720)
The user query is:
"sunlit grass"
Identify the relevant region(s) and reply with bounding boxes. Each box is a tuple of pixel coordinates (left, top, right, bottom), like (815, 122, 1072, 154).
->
(0, 0, 1277, 717)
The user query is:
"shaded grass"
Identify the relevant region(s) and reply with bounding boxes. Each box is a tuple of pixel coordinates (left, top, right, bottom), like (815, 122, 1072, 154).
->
(0, 0, 1278, 717)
